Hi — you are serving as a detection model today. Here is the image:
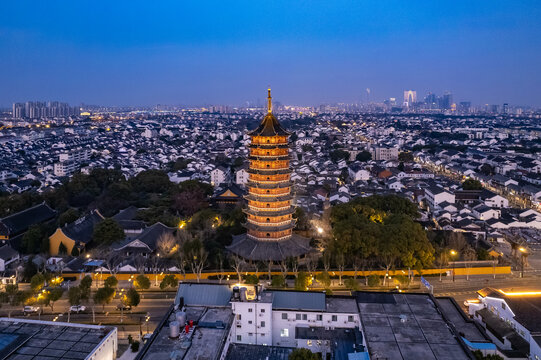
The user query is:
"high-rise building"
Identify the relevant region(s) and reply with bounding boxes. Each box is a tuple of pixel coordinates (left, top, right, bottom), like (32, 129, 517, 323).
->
(227, 89, 310, 261)
(458, 102, 471, 113)
(439, 92, 453, 110)
(424, 92, 438, 109)
(502, 103, 509, 114)
(12, 101, 79, 119)
(403, 90, 417, 107)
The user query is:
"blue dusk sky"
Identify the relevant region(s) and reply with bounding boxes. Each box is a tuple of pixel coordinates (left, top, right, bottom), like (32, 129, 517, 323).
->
(1, 1, 540, 107)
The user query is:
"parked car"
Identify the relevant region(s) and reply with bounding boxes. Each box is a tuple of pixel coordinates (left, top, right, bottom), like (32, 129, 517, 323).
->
(69, 305, 86, 313)
(23, 306, 39, 314)
(116, 304, 132, 311)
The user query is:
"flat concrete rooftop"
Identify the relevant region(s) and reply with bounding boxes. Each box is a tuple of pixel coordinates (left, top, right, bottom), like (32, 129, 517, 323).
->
(141, 306, 233, 360)
(357, 293, 471, 360)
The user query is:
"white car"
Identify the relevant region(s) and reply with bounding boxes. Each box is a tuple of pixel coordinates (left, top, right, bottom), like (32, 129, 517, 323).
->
(23, 306, 39, 314)
(70, 305, 86, 313)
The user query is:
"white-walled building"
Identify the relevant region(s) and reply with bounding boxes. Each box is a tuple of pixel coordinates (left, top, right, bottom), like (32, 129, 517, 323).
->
(211, 166, 230, 186)
(469, 288, 541, 360)
(425, 185, 455, 212)
(236, 168, 249, 186)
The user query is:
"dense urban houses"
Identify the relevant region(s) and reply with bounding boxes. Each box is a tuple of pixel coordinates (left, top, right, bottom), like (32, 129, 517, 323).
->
(227, 90, 311, 261)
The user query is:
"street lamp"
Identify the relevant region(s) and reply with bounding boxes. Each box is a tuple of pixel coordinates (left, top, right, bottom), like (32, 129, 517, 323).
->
(450, 250, 457, 282)
(317, 227, 323, 235)
(519, 248, 526, 278)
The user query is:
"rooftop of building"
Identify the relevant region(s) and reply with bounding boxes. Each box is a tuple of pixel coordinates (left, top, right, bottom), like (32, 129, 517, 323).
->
(356, 292, 472, 360)
(138, 302, 233, 360)
(0, 318, 115, 360)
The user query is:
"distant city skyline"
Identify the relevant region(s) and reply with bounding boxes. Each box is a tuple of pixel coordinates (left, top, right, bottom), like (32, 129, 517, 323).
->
(1, 1, 540, 107)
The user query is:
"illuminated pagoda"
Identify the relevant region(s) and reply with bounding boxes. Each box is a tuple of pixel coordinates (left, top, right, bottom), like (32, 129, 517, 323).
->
(227, 89, 311, 261)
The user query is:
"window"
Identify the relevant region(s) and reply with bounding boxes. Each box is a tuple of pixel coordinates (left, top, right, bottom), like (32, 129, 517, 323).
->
(261, 309, 265, 313)
(302, 314, 307, 320)
(248, 308, 253, 313)
(248, 321, 252, 324)
(307, 340, 312, 346)
(317, 315, 322, 321)
(266, 218, 270, 222)
(266, 233, 271, 237)
(501, 303, 506, 310)
(281, 329, 289, 337)
(296, 314, 301, 320)
(261, 333, 265, 337)
(282, 313, 287, 320)
(261, 321, 265, 327)
(348, 316, 354, 322)
(332, 315, 337, 322)
(237, 335, 242, 341)
(237, 314, 242, 320)
(248, 333, 253, 336)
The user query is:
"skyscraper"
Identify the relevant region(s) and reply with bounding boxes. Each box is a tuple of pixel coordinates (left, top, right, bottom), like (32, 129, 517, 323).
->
(403, 90, 417, 107)
(227, 89, 310, 261)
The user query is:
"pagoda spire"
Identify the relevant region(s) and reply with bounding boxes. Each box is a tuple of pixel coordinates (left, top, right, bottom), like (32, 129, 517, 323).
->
(267, 87, 272, 114)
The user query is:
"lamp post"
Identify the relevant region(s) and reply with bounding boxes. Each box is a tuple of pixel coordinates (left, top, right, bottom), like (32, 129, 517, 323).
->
(450, 250, 457, 282)
(519, 247, 527, 278)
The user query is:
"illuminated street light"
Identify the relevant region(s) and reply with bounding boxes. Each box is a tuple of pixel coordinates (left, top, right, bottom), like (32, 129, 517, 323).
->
(450, 250, 457, 282)
(317, 227, 323, 234)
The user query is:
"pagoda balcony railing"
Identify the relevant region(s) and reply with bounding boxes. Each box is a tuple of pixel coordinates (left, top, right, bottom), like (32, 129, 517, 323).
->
(247, 180, 292, 188)
(248, 204, 291, 212)
(247, 219, 295, 227)
(247, 233, 292, 242)
(248, 178, 291, 184)
(248, 143, 289, 149)
(247, 190, 290, 197)
(244, 207, 296, 217)
(248, 155, 290, 161)
(247, 168, 291, 175)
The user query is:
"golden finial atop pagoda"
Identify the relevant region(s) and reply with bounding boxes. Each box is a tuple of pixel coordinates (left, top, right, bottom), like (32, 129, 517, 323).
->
(267, 87, 272, 114)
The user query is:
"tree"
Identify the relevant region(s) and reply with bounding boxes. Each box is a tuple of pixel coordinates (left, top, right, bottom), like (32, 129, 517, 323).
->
(93, 218, 125, 245)
(134, 275, 150, 290)
(68, 287, 82, 305)
(244, 274, 259, 285)
(58, 208, 79, 227)
(294, 271, 311, 291)
(271, 275, 286, 288)
(330, 149, 350, 163)
(30, 273, 46, 292)
(58, 242, 68, 255)
(93, 287, 115, 311)
(344, 278, 359, 290)
(183, 239, 208, 282)
(230, 254, 245, 283)
(157, 232, 178, 257)
(462, 179, 483, 190)
(293, 208, 310, 231)
(21, 225, 44, 254)
(125, 288, 141, 308)
(289, 348, 320, 360)
(104, 276, 118, 288)
(398, 152, 414, 163)
(71, 246, 80, 256)
(160, 274, 178, 290)
(46, 287, 64, 312)
(355, 150, 372, 162)
(316, 271, 331, 289)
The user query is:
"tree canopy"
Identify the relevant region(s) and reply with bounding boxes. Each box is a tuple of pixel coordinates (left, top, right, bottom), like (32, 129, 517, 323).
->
(355, 150, 372, 162)
(462, 179, 483, 190)
(93, 219, 125, 245)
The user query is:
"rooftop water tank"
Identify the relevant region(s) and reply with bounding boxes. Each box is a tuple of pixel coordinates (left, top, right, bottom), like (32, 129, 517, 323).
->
(169, 321, 180, 338)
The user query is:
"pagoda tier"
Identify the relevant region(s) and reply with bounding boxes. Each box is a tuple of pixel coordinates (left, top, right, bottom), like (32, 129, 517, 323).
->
(244, 221, 296, 232)
(243, 206, 296, 217)
(245, 194, 293, 203)
(247, 168, 291, 175)
(247, 180, 292, 189)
